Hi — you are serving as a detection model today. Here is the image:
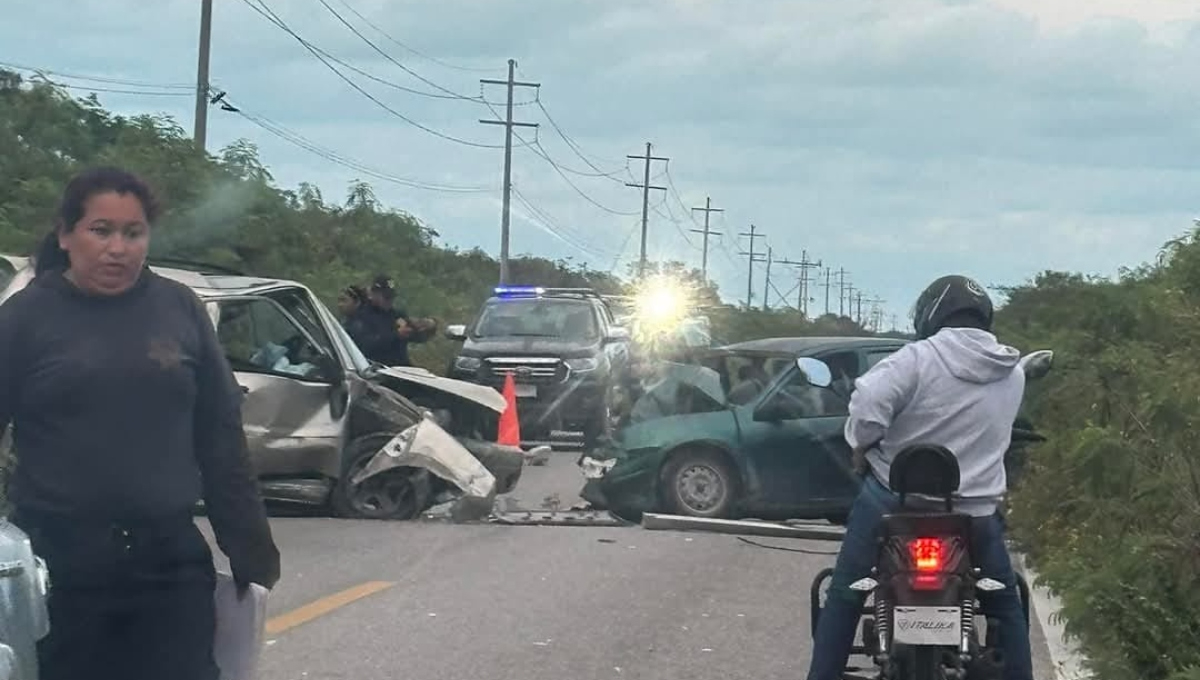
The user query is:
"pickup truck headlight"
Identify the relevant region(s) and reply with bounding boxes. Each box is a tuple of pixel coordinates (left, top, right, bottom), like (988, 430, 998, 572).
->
(454, 356, 482, 372)
(565, 357, 599, 373)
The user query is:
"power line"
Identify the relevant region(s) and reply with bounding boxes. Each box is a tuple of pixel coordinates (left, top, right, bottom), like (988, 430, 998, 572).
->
(330, 0, 503, 74)
(510, 186, 619, 261)
(243, 0, 504, 148)
(477, 95, 640, 217)
(652, 194, 703, 253)
(239, 0, 478, 102)
(314, 0, 480, 102)
(533, 95, 627, 182)
(609, 222, 641, 274)
(0, 61, 194, 90)
(227, 101, 495, 193)
(526, 138, 641, 214)
(24, 79, 193, 97)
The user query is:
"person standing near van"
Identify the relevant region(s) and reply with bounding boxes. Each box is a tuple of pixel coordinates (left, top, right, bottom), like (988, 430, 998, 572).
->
(0, 166, 281, 680)
(337, 283, 370, 343)
(356, 274, 437, 367)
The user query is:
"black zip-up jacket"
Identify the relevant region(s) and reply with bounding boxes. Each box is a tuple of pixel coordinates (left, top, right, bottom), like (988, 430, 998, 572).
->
(0, 268, 280, 589)
(354, 304, 414, 367)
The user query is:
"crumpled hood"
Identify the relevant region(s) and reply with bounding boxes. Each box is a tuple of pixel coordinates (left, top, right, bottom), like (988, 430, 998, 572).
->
(927, 327, 1020, 384)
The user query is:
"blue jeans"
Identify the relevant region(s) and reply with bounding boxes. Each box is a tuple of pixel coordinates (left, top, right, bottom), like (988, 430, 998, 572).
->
(805, 476, 1032, 680)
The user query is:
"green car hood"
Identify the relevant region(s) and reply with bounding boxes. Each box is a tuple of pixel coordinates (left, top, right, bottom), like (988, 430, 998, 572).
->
(617, 409, 739, 457)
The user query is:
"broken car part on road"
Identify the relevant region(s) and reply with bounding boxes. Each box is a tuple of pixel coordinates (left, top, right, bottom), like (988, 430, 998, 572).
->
(640, 513, 846, 542)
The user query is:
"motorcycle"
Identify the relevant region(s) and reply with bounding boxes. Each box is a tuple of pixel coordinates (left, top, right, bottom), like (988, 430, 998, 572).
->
(807, 349, 1054, 680)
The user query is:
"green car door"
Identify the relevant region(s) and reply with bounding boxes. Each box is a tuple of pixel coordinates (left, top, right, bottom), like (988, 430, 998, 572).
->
(736, 360, 860, 516)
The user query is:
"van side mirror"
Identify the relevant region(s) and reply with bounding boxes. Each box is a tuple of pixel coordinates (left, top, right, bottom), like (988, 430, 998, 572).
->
(316, 352, 345, 384)
(445, 324, 468, 341)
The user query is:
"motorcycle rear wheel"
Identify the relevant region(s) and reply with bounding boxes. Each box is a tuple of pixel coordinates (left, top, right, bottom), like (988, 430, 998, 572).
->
(902, 646, 944, 680)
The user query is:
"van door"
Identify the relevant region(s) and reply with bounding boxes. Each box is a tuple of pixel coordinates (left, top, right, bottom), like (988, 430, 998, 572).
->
(213, 294, 346, 478)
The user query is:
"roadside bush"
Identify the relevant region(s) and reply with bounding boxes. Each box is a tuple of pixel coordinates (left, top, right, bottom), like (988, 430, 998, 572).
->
(998, 232, 1200, 680)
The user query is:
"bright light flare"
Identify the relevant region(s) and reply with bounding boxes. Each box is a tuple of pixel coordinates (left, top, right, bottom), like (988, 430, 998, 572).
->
(630, 275, 696, 340)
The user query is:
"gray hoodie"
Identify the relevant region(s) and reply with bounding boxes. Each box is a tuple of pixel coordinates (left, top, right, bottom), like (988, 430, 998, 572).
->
(844, 327, 1025, 516)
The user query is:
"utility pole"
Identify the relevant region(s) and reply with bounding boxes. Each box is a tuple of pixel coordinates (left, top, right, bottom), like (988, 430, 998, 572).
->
(777, 251, 821, 318)
(868, 296, 886, 332)
(625, 143, 669, 278)
(762, 247, 775, 312)
(738, 225, 766, 310)
(855, 291, 864, 326)
(821, 267, 833, 316)
(193, 0, 214, 149)
(690, 197, 723, 281)
(795, 251, 823, 319)
(837, 268, 851, 317)
(776, 254, 804, 311)
(480, 59, 540, 285)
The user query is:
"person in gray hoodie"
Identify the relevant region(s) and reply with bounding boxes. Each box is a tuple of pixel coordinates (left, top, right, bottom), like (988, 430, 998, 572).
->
(806, 275, 1032, 680)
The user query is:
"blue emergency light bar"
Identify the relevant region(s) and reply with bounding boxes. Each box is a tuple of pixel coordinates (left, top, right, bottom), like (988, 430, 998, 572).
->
(493, 286, 599, 298)
(494, 285, 546, 297)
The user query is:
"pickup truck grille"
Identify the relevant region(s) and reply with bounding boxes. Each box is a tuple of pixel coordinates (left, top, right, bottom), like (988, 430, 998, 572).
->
(485, 357, 565, 385)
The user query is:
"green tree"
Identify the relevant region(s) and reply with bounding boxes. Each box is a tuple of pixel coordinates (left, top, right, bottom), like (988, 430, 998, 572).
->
(995, 236, 1200, 680)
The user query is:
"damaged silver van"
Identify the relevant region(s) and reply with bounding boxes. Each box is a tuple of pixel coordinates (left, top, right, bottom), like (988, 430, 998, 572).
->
(0, 257, 524, 521)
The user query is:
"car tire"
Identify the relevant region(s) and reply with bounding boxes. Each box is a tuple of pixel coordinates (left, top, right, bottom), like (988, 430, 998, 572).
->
(660, 448, 739, 519)
(331, 433, 431, 520)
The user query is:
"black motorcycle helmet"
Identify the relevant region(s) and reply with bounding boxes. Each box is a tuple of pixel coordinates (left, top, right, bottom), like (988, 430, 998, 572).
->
(912, 275, 994, 339)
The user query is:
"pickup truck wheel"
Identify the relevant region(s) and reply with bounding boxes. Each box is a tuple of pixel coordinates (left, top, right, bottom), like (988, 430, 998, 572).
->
(331, 434, 430, 520)
(661, 448, 738, 519)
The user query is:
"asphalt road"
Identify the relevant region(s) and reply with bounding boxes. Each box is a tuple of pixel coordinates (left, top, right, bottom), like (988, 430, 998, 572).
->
(201, 451, 1057, 680)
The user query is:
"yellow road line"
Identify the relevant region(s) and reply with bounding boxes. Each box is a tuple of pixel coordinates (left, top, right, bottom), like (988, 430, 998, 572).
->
(265, 580, 396, 636)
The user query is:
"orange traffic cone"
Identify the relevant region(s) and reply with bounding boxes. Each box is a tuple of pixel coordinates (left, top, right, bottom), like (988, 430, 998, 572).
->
(498, 373, 522, 447)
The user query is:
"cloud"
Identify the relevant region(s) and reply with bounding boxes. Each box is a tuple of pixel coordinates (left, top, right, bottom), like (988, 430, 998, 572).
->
(4, 0, 1200, 320)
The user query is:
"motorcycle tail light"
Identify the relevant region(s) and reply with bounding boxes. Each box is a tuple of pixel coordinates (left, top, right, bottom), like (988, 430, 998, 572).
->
(909, 537, 946, 590)
(909, 538, 944, 572)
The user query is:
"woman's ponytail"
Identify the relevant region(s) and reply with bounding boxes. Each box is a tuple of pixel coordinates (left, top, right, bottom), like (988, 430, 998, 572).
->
(32, 230, 69, 276)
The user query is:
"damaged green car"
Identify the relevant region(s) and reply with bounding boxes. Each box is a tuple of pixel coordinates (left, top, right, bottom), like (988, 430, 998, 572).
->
(578, 337, 909, 522)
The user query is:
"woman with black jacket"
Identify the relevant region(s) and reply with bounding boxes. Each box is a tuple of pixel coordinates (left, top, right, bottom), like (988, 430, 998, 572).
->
(0, 166, 281, 680)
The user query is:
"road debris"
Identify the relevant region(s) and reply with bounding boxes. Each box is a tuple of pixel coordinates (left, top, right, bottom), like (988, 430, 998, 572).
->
(489, 509, 629, 526)
(640, 512, 845, 541)
(524, 445, 552, 466)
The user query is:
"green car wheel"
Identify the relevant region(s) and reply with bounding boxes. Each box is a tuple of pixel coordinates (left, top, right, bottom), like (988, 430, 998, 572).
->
(661, 448, 740, 519)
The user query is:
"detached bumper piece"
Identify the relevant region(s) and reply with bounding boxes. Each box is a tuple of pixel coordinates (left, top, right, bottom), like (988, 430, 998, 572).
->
(521, 430, 586, 452)
(640, 513, 847, 541)
(490, 510, 630, 526)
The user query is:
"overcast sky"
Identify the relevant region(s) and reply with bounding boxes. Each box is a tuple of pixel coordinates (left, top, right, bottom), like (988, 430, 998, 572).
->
(4, 0, 1200, 326)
